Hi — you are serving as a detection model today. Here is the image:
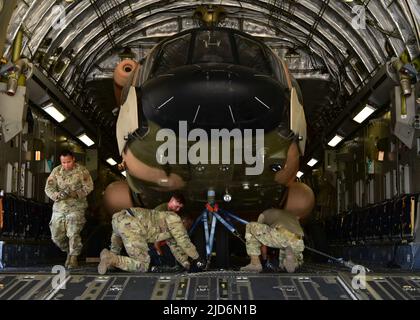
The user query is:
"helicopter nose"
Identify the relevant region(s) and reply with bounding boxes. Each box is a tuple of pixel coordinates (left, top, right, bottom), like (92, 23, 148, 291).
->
(141, 64, 287, 133)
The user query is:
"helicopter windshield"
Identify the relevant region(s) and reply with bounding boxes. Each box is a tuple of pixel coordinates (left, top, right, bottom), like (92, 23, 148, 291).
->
(192, 30, 234, 64)
(149, 29, 274, 79)
(234, 34, 271, 75)
(151, 33, 192, 77)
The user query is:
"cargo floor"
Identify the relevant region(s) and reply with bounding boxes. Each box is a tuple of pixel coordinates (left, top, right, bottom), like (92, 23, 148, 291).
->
(0, 263, 419, 300)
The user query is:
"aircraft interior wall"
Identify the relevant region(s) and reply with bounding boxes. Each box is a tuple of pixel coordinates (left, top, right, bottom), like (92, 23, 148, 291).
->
(333, 114, 420, 212)
(301, 82, 420, 270)
(0, 108, 84, 201)
(0, 105, 123, 263)
(1, 2, 420, 303)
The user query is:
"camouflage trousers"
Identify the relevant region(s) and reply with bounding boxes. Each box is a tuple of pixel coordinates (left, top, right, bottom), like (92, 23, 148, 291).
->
(110, 211, 190, 272)
(49, 211, 86, 256)
(245, 222, 305, 267)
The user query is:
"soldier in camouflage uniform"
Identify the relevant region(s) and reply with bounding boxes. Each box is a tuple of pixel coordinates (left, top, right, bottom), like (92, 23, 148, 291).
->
(108, 193, 187, 268)
(152, 193, 187, 269)
(154, 193, 185, 213)
(98, 207, 204, 274)
(45, 150, 94, 269)
(241, 208, 305, 273)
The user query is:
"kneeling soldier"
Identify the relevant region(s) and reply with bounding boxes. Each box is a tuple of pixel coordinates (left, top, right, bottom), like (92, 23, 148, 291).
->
(241, 208, 305, 273)
(98, 207, 204, 274)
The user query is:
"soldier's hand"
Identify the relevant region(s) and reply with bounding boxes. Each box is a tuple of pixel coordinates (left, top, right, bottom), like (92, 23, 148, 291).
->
(56, 191, 68, 200)
(58, 188, 77, 200)
(68, 190, 78, 199)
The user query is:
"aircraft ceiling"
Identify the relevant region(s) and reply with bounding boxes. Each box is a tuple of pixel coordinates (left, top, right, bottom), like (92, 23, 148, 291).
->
(2, 0, 420, 160)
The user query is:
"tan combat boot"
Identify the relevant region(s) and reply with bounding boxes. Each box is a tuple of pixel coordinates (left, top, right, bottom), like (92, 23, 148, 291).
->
(67, 256, 79, 269)
(240, 255, 263, 272)
(282, 247, 299, 273)
(98, 249, 118, 275)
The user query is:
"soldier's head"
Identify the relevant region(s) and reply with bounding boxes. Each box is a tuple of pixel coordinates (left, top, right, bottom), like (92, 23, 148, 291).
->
(168, 192, 185, 213)
(60, 150, 76, 171)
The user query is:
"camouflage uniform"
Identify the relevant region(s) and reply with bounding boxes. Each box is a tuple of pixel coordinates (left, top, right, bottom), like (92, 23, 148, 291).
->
(109, 208, 199, 272)
(45, 163, 94, 256)
(110, 203, 169, 256)
(245, 209, 305, 268)
(154, 203, 169, 212)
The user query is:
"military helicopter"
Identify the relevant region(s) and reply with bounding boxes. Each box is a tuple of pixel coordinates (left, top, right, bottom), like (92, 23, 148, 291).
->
(105, 7, 314, 221)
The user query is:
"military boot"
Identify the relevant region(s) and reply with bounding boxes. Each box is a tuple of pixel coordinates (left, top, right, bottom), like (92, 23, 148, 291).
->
(98, 249, 118, 275)
(240, 263, 263, 272)
(240, 255, 262, 272)
(282, 247, 299, 273)
(67, 256, 79, 269)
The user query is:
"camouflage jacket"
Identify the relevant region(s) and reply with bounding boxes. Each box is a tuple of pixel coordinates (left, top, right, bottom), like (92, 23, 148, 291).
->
(129, 208, 198, 259)
(45, 163, 94, 213)
(154, 203, 168, 211)
(258, 208, 304, 236)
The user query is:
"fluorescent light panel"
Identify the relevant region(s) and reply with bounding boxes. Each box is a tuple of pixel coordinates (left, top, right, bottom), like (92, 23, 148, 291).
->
(121, 171, 127, 177)
(43, 105, 66, 123)
(77, 134, 95, 147)
(353, 105, 376, 124)
(328, 135, 344, 147)
(307, 158, 318, 167)
(297, 171, 304, 179)
(106, 158, 117, 166)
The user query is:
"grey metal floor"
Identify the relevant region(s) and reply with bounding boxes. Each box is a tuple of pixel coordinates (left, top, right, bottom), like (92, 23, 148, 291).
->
(1, 263, 419, 300)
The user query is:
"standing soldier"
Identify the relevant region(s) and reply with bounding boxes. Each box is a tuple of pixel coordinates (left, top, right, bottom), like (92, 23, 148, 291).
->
(45, 150, 94, 269)
(98, 207, 205, 274)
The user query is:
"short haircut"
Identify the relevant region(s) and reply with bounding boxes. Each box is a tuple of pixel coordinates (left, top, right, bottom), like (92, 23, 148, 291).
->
(60, 149, 74, 158)
(172, 192, 186, 205)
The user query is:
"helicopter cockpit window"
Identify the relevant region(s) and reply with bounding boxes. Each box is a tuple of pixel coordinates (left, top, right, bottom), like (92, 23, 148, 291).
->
(235, 35, 271, 75)
(152, 34, 191, 77)
(266, 48, 289, 87)
(192, 31, 234, 64)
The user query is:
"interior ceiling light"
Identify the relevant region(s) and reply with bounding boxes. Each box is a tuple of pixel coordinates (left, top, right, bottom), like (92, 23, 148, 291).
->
(43, 103, 66, 123)
(223, 192, 232, 203)
(297, 171, 304, 179)
(307, 158, 319, 167)
(121, 171, 127, 177)
(353, 104, 376, 124)
(328, 135, 344, 148)
(77, 134, 95, 147)
(106, 158, 117, 166)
